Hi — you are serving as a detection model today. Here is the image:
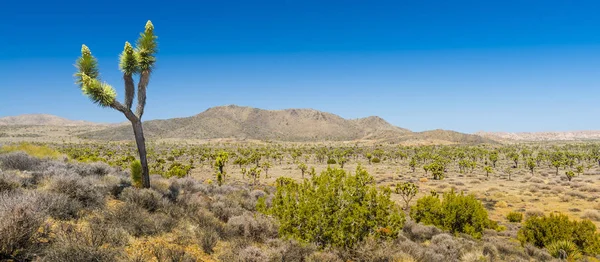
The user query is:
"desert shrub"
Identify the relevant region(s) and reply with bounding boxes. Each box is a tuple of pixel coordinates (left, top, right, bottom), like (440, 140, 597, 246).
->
(517, 213, 600, 255)
(250, 189, 266, 200)
(266, 238, 316, 262)
(529, 177, 544, 184)
(46, 174, 106, 208)
(170, 176, 208, 195)
(371, 157, 381, 163)
(429, 233, 476, 260)
(410, 189, 497, 239)
(546, 240, 582, 260)
(326, 158, 337, 165)
(482, 242, 499, 260)
(267, 166, 405, 249)
(37, 191, 82, 220)
(0, 192, 47, 259)
(210, 195, 245, 222)
(237, 246, 268, 262)
(0, 152, 41, 171)
(226, 211, 278, 242)
(188, 208, 226, 237)
(581, 209, 600, 221)
(487, 237, 528, 260)
(525, 209, 544, 218)
(199, 229, 219, 254)
(104, 175, 130, 198)
(341, 237, 419, 262)
(71, 162, 113, 177)
(42, 245, 121, 262)
(524, 243, 554, 261)
(402, 219, 441, 242)
(125, 235, 205, 262)
(43, 217, 127, 262)
(104, 202, 175, 237)
(506, 211, 524, 223)
(119, 187, 166, 212)
(393, 237, 444, 261)
(306, 252, 343, 262)
(0, 173, 21, 192)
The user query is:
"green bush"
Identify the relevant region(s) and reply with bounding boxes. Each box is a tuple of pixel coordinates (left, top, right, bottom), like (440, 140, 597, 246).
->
(266, 166, 405, 249)
(371, 157, 381, 164)
(410, 189, 497, 239)
(130, 160, 142, 188)
(326, 158, 337, 165)
(517, 213, 600, 256)
(506, 212, 523, 223)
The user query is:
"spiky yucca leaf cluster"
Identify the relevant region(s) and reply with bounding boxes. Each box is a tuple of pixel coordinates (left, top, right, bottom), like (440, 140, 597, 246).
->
(79, 74, 116, 107)
(74, 45, 99, 87)
(119, 42, 138, 75)
(136, 21, 157, 72)
(546, 240, 582, 260)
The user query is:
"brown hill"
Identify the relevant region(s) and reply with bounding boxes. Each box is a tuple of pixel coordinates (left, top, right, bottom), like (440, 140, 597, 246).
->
(80, 105, 413, 142)
(400, 129, 497, 145)
(0, 114, 106, 126)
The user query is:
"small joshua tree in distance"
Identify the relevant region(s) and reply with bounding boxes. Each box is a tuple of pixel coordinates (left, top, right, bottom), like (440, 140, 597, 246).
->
(396, 181, 418, 210)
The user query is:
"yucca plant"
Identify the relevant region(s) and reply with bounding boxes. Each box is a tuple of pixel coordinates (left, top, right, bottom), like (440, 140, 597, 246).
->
(546, 240, 582, 260)
(74, 21, 157, 188)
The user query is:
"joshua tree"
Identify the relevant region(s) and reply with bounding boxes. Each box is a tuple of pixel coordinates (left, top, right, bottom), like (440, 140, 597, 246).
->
(298, 162, 308, 178)
(395, 182, 419, 210)
(74, 21, 157, 188)
(484, 165, 493, 178)
(261, 161, 272, 178)
(526, 158, 536, 175)
(565, 170, 576, 182)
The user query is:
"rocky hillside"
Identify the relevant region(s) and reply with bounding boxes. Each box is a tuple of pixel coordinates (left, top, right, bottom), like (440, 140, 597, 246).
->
(80, 105, 413, 142)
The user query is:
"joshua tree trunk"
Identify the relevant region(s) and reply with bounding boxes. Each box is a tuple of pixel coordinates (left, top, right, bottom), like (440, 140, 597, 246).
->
(132, 120, 150, 188)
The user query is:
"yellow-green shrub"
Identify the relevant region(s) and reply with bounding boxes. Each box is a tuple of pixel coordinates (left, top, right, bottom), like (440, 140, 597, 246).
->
(266, 166, 405, 249)
(506, 211, 523, 223)
(410, 189, 497, 239)
(517, 213, 600, 256)
(0, 142, 61, 159)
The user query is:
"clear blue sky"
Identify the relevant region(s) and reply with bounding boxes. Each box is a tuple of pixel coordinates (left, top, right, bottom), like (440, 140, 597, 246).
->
(1, 0, 599, 133)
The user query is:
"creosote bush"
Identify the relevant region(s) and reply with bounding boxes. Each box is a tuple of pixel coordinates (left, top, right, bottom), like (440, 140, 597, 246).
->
(410, 189, 497, 239)
(517, 213, 600, 256)
(0, 191, 46, 260)
(265, 166, 405, 249)
(506, 211, 523, 223)
(0, 152, 42, 171)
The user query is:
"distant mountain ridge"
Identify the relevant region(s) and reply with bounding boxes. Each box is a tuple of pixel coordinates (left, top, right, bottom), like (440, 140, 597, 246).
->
(0, 106, 496, 144)
(476, 131, 600, 142)
(0, 114, 108, 126)
(80, 105, 414, 142)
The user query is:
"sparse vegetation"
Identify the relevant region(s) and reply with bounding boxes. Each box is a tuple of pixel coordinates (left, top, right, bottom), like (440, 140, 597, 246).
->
(2, 139, 600, 260)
